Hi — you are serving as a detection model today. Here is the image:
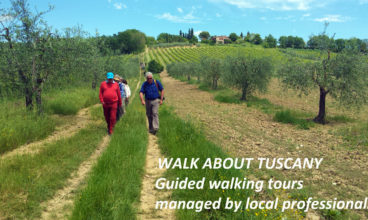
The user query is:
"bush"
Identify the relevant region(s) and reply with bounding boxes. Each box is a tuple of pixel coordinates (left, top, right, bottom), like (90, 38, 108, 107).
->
(147, 59, 164, 74)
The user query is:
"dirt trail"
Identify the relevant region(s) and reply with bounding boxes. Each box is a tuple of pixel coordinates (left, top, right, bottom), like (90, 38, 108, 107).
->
(138, 52, 174, 220)
(161, 71, 368, 206)
(137, 130, 175, 220)
(39, 135, 110, 220)
(1, 105, 97, 160)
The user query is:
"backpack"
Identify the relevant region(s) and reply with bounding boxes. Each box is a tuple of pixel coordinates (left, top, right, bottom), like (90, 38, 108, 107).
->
(154, 80, 165, 101)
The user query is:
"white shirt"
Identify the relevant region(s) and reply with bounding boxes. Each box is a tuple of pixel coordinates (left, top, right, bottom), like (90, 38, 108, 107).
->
(125, 84, 131, 98)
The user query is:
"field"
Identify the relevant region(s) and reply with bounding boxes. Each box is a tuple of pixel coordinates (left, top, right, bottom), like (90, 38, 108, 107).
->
(1, 45, 368, 220)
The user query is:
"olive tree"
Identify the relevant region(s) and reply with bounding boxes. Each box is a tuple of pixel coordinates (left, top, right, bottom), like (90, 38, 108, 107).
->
(0, 0, 56, 112)
(200, 56, 222, 89)
(279, 51, 368, 124)
(223, 54, 273, 100)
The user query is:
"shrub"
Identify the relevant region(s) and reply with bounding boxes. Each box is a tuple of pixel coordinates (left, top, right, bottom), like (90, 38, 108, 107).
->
(147, 59, 164, 73)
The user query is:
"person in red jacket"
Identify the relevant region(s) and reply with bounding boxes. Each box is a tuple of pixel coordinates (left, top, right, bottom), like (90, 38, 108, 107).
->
(99, 72, 122, 135)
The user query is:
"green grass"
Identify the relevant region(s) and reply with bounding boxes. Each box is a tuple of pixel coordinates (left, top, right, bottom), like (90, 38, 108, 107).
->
(44, 88, 99, 115)
(0, 87, 100, 155)
(246, 96, 284, 114)
(71, 93, 148, 220)
(157, 106, 297, 219)
(327, 115, 355, 123)
(337, 122, 368, 150)
(273, 110, 314, 130)
(0, 123, 105, 219)
(0, 102, 56, 155)
(195, 83, 284, 114)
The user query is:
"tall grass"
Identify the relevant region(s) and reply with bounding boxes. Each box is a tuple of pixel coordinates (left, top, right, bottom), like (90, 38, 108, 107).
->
(0, 102, 56, 154)
(71, 93, 148, 219)
(44, 88, 99, 115)
(0, 87, 100, 155)
(0, 123, 105, 219)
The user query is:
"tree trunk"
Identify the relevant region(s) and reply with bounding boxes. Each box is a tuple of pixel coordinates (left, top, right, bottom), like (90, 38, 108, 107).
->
(212, 79, 218, 90)
(18, 69, 33, 110)
(314, 87, 328, 124)
(35, 87, 43, 114)
(241, 88, 247, 101)
(25, 86, 33, 110)
(92, 70, 97, 90)
(187, 75, 191, 81)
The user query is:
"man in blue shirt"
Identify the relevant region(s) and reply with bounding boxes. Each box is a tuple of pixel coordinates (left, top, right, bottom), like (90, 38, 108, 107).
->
(139, 72, 164, 135)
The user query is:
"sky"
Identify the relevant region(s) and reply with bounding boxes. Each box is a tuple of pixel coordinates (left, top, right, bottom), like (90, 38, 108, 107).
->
(1, 0, 368, 41)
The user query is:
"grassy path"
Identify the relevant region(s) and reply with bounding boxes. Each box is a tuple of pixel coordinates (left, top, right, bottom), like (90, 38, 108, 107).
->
(40, 135, 111, 219)
(41, 78, 142, 219)
(161, 71, 368, 219)
(137, 125, 175, 220)
(0, 124, 106, 219)
(70, 74, 149, 219)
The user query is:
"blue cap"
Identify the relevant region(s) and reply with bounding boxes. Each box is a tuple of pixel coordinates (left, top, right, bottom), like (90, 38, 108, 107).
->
(107, 72, 114, 79)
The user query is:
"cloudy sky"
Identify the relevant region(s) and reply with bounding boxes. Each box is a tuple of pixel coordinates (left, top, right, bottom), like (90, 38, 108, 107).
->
(1, 0, 367, 40)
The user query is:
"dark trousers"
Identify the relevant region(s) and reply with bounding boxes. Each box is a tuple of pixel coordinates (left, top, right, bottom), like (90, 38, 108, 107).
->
(103, 102, 118, 134)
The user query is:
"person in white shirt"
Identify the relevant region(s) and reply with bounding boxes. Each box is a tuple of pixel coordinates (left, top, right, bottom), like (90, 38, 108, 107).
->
(122, 79, 131, 106)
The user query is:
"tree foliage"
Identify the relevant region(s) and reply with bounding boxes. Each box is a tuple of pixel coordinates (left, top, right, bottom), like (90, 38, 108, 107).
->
(145, 36, 156, 46)
(279, 51, 368, 124)
(229, 33, 238, 42)
(279, 36, 305, 49)
(223, 54, 272, 100)
(0, 0, 112, 112)
(263, 34, 277, 48)
(252, 34, 263, 45)
(157, 33, 187, 43)
(199, 31, 210, 40)
(117, 29, 146, 54)
(147, 59, 164, 74)
(0, 0, 58, 112)
(307, 34, 334, 50)
(200, 56, 222, 89)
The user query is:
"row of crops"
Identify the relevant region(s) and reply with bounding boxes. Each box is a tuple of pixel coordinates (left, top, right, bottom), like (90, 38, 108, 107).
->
(145, 45, 325, 68)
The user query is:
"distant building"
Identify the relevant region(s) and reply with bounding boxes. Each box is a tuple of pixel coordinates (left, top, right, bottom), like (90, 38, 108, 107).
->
(211, 36, 230, 44)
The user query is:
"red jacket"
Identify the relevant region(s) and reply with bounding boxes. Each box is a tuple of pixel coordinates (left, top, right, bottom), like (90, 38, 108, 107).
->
(99, 81, 122, 106)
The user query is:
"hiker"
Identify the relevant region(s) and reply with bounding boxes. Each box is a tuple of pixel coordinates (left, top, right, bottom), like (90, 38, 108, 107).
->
(122, 79, 131, 106)
(115, 75, 126, 121)
(119, 76, 127, 116)
(139, 72, 164, 135)
(140, 62, 146, 71)
(99, 72, 122, 135)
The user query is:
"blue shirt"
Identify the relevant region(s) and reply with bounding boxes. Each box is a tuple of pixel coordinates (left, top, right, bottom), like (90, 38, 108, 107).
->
(118, 82, 126, 98)
(140, 80, 163, 100)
